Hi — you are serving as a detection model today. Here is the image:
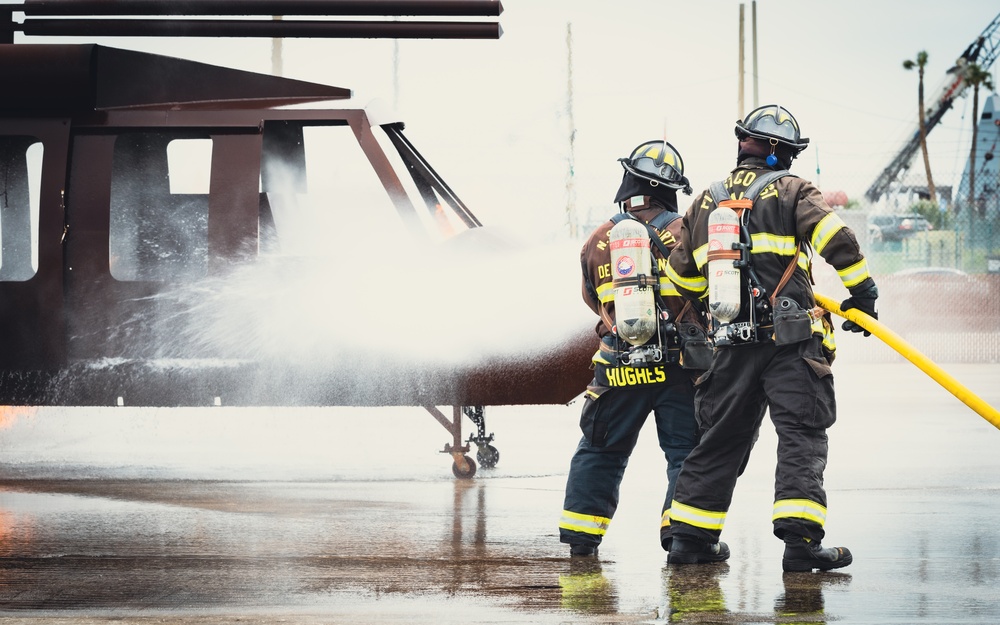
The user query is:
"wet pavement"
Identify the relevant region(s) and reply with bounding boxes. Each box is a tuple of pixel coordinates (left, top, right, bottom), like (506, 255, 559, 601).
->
(0, 357, 998, 624)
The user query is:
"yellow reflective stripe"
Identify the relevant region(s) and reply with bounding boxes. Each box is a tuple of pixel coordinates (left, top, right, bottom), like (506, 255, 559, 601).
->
(666, 261, 708, 294)
(661, 509, 671, 528)
(811, 212, 846, 255)
(591, 350, 612, 366)
(747, 234, 809, 274)
(749, 232, 797, 256)
(560, 510, 610, 536)
(692, 243, 708, 270)
(659, 277, 680, 297)
(668, 501, 726, 530)
(823, 328, 836, 352)
(584, 389, 600, 400)
(818, 312, 837, 352)
(595, 281, 614, 304)
(772, 498, 827, 526)
(810, 316, 825, 335)
(838, 258, 872, 289)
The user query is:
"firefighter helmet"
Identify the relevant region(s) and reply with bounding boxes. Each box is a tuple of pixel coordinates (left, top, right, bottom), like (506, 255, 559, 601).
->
(735, 104, 809, 154)
(619, 140, 691, 192)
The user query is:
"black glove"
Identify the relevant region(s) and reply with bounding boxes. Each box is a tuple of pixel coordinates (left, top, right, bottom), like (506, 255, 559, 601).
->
(840, 283, 878, 337)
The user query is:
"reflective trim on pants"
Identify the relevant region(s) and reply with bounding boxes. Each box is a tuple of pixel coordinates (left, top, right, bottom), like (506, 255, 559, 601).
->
(772, 498, 827, 526)
(560, 366, 699, 548)
(559, 510, 610, 537)
(668, 500, 727, 531)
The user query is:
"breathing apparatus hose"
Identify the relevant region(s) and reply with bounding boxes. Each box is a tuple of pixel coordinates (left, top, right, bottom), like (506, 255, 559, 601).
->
(814, 292, 1000, 430)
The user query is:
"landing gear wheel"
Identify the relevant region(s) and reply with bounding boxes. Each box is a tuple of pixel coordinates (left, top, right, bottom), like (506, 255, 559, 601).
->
(476, 444, 500, 469)
(452, 456, 477, 479)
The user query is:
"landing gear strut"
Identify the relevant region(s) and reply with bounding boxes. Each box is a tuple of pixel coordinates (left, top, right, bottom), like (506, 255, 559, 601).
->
(423, 404, 500, 479)
(463, 405, 500, 469)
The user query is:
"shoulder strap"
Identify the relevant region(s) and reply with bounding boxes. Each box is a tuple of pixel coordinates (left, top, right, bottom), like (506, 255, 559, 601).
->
(646, 213, 678, 260)
(646, 211, 680, 259)
(708, 181, 729, 206)
(708, 170, 801, 305)
(744, 169, 794, 201)
(708, 170, 796, 207)
(743, 170, 799, 305)
(648, 210, 681, 232)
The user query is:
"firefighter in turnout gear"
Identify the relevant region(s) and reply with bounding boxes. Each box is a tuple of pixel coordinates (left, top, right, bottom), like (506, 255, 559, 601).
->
(664, 105, 878, 570)
(560, 140, 710, 557)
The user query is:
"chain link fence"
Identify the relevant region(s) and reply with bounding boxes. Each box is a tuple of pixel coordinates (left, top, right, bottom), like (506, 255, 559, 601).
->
(820, 162, 1000, 365)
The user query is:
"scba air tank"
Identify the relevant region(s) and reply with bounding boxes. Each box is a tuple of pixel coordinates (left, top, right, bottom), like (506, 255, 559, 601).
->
(707, 206, 743, 323)
(609, 219, 656, 346)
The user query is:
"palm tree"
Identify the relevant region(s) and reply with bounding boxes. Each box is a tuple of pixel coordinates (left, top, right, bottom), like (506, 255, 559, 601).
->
(903, 51, 937, 205)
(963, 63, 995, 215)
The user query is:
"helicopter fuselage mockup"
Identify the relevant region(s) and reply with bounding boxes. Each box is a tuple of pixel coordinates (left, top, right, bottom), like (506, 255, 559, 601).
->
(0, 43, 593, 476)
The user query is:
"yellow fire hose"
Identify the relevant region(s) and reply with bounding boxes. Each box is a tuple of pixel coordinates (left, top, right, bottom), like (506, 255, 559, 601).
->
(814, 292, 1000, 430)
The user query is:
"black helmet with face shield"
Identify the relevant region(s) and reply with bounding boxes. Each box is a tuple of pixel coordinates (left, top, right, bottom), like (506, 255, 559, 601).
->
(735, 104, 809, 155)
(618, 140, 692, 195)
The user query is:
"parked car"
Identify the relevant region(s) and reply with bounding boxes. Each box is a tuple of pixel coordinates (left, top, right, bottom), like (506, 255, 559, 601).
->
(868, 214, 932, 242)
(892, 267, 968, 277)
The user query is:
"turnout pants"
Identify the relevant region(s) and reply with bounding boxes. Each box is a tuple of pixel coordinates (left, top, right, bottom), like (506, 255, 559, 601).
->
(669, 336, 836, 544)
(560, 362, 699, 549)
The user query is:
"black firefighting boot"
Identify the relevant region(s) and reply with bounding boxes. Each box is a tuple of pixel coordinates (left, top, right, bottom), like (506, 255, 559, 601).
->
(782, 536, 853, 572)
(666, 537, 730, 564)
(661, 534, 673, 552)
(569, 543, 599, 557)
(661, 526, 673, 552)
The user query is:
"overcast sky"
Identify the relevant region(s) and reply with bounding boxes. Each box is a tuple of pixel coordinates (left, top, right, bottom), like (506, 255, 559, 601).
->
(20, 1, 999, 238)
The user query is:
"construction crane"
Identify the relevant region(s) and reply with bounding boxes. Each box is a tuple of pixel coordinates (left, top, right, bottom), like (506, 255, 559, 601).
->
(865, 12, 1000, 203)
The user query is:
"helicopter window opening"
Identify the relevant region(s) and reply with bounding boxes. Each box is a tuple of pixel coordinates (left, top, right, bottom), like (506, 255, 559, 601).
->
(167, 139, 212, 195)
(260, 123, 408, 255)
(110, 132, 211, 282)
(0, 136, 42, 282)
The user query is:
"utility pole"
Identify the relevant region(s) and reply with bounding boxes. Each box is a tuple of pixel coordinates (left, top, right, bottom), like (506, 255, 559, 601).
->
(271, 15, 283, 76)
(738, 3, 745, 120)
(393, 39, 400, 112)
(752, 0, 759, 109)
(566, 21, 577, 238)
